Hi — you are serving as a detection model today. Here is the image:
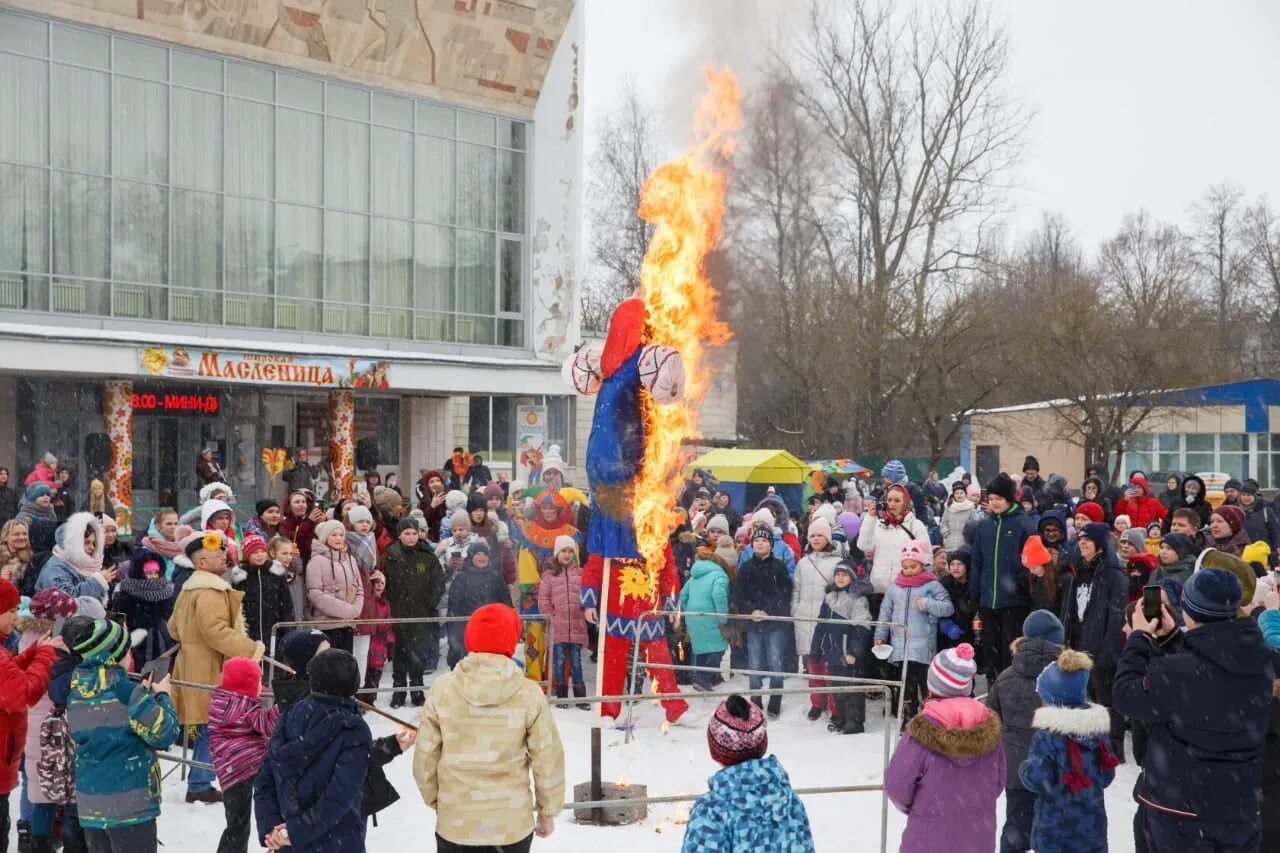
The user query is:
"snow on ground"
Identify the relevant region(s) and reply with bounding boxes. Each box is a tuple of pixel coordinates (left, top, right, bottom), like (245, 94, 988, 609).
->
(141, 670, 1141, 852)
(5, 668, 1140, 851)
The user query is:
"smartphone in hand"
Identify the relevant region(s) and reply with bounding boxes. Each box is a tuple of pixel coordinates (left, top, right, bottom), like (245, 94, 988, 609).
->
(1141, 584, 1163, 623)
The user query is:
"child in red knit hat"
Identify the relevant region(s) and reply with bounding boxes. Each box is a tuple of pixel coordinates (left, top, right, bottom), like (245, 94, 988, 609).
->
(209, 657, 280, 853)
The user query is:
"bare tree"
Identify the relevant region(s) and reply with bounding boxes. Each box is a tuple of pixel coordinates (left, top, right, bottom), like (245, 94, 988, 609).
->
(1098, 211, 1197, 322)
(583, 82, 660, 332)
(1245, 198, 1280, 318)
(1192, 182, 1254, 333)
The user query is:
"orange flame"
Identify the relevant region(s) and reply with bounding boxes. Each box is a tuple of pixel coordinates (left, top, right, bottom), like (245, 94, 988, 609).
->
(632, 67, 741, 579)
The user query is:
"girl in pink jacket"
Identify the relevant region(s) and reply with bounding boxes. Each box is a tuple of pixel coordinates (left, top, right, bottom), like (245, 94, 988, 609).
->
(536, 536, 588, 708)
(305, 521, 364, 653)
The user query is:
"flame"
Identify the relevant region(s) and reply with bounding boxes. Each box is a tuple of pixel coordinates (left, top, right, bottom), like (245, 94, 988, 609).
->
(617, 773, 629, 786)
(632, 66, 741, 582)
(673, 803, 691, 825)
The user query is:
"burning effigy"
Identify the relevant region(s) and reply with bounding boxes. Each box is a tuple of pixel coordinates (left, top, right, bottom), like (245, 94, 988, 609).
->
(566, 68, 740, 724)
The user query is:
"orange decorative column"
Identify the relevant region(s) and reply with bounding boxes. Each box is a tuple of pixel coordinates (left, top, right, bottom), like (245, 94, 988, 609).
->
(328, 389, 355, 501)
(103, 380, 133, 532)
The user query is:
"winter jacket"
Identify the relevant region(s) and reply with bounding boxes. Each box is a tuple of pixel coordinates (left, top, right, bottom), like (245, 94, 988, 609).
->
(1114, 617, 1277, 823)
(940, 500, 976, 552)
(0, 639, 56, 793)
(35, 513, 110, 603)
(254, 695, 372, 853)
(1059, 557, 1127, 671)
(1111, 475, 1167, 530)
(884, 697, 1005, 853)
(445, 565, 511, 654)
(538, 563, 589, 647)
(986, 637, 1063, 791)
(1243, 499, 1280, 567)
(1150, 555, 1196, 585)
(208, 686, 280, 789)
(1167, 474, 1213, 532)
(938, 572, 978, 648)
(856, 512, 931, 594)
(67, 663, 179, 829)
(1020, 703, 1117, 853)
(791, 548, 842, 654)
(279, 513, 317, 566)
(810, 580, 873, 666)
(381, 540, 446, 648)
(167, 569, 265, 725)
(362, 733, 405, 820)
(24, 461, 56, 489)
(367, 597, 394, 671)
(305, 541, 364, 628)
(110, 575, 175, 669)
(681, 755, 815, 853)
(968, 505, 1034, 610)
(678, 559, 730, 655)
(233, 561, 295, 646)
(874, 574, 953, 664)
(413, 652, 565, 846)
(734, 553, 793, 619)
(1211, 528, 1252, 558)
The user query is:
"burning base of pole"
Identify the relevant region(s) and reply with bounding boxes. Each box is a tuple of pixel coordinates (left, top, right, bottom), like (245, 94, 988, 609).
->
(572, 781, 649, 826)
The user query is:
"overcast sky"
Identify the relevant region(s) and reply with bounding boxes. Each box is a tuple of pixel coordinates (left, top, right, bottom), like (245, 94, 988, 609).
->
(583, 0, 1280, 252)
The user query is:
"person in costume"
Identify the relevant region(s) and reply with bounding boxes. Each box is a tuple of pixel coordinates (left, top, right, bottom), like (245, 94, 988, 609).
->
(510, 491, 580, 684)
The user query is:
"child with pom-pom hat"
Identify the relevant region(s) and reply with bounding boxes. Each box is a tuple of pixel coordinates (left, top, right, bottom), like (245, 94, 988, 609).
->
(1019, 649, 1118, 853)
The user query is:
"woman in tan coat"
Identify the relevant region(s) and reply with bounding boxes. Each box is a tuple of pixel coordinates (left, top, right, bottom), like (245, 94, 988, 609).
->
(414, 603, 564, 851)
(167, 531, 264, 803)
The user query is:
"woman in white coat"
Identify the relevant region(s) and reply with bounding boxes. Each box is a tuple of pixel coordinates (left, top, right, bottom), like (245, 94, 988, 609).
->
(939, 481, 977, 551)
(792, 517, 846, 722)
(855, 484, 930, 609)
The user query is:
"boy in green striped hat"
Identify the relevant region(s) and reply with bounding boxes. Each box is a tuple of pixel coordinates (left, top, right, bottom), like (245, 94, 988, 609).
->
(67, 618, 180, 853)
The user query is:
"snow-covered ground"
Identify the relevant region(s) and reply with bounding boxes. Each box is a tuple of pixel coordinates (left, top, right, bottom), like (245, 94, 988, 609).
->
(10, 670, 1142, 851)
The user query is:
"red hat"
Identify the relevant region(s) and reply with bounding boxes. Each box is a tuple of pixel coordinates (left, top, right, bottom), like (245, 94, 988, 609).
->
(1021, 535, 1052, 568)
(464, 603, 522, 657)
(1213, 504, 1247, 535)
(241, 534, 268, 559)
(220, 657, 262, 698)
(1074, 502, 1104, 524)
(0, 579, 19, 613)
(707, 694, 768, 766)
(30, 588, 78, 621)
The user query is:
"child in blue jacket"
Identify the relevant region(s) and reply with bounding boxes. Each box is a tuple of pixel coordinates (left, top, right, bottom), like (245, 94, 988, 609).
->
(1019, 649, 1118, 853)
(254, 649, 372, 853)
(810, 561, 873, 734)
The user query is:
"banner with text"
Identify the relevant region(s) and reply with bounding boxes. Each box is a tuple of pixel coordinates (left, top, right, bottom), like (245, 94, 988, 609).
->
(138, 347, 391, 389)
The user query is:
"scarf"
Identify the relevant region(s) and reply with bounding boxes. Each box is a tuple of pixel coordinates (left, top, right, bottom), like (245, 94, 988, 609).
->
(895, 570, 933, 588)
(118, 575, 175, 603)
(142, 520, 185, 560)
(17, 499, 56, 524)
(52, 543, 102, 575)
(346, 530, 378, 574)
(1063, 738, 1120, 793)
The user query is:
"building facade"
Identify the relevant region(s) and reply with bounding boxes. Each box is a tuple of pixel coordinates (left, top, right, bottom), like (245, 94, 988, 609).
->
(0, 0, 585, 527)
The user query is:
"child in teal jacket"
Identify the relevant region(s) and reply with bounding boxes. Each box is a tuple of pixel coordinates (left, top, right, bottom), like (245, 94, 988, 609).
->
(678, 555, 730, 690)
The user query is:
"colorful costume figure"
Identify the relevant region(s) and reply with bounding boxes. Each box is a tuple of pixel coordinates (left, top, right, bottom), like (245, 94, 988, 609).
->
(563, 297, 690, 723)
(511, 491, 580, 684)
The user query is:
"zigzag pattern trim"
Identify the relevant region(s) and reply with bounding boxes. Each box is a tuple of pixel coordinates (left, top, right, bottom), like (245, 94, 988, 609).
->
(605, 614, 667, 641)
(581, 588, 599, 609)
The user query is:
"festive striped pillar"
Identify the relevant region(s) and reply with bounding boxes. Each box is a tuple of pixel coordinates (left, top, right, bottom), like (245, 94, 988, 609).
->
(103, 380, 133, 532)
(328, 389, 355, 501)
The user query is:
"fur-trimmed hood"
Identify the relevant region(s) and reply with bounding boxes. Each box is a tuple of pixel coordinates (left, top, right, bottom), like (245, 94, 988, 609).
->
(181, 568, 234, 593)
(199, 481, 235, 504)
(905, 698, 1003, 761)
(201, 499, 234, 530)
(52, 512, 104, 573)
(15, 614, 53, 636)
(1031, 702, 1112, 739)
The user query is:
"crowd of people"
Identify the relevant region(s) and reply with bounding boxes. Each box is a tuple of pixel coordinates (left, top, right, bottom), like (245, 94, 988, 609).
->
(2, 446, 1279, 852)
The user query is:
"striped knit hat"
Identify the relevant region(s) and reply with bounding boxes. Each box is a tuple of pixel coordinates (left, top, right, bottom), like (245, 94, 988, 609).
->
(927, 642, 977, 698)
(707, 695, 768, 766)
(73, 619, 130, 666)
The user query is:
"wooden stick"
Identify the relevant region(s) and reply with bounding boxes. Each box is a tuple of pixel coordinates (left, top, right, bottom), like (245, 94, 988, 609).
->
(263, 654, 418, 730)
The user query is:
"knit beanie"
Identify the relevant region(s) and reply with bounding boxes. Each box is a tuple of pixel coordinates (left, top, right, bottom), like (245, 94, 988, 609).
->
(881, 459, 907, 484)
(24, 483, 52, 501)
(1022, 609, 1065, 645)
(833, 561, 856, 579)
(927, 642, 977, 698)
(30, 588, 77, 621)
(75, 596, 106, 620)
(396, 517, 420, 536)
(751, 507, 775, 530)
(1021, 535, 1052, 568)
(314, 520, 345, 547)
(241, 534, 268, 559)
(812, 503, 838, 527)
(807, 516, 832, 541)
(0, 579, 19, 613)
(1036, 649, 1093, 707)
(706, 514, 730, 535)
(466, 539, 491, 561)
(899, 539, 931, 568)
(1181, 568, 1242, 624)
(448, 509, 470, 531)
(1161, 532, 1196, 560)
(281, 629, 329, 675)
(751, 527, 774, 545)
(1079, 522, 1112, 553)
(1213, 505, 1246, 535)
(373, 486, 402, 514)
(1114, 514, 1131, 530)
(986, 473, 1017, 504)
(1243, 540, 1272, 570)
(947, 546, 971, 569)
(464, 603, 522, 656)
(255, 499, 280, 517)
(308, 649, 360, 698)
(483, 482, 505, 501)
(965, 483, 981, 502)
(707, 694, 768, 766)
(1022, 455, 1040, 473)
(554, 535, 577, 556)
(1074, 502, 1104, 525)
(1225, 478, 1243, 492)
(43, 452, 57, 467)
(221, 657, 262, 698)
(1121, 528, 1146, 553)
(74, 619, 130, 666)
(345, 505, 373, 528)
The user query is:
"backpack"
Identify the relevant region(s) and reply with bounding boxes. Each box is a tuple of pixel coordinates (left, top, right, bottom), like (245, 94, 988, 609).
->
(38, 707, 76, 804)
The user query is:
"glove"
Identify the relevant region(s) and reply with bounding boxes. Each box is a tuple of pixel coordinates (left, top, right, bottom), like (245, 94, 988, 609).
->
(940, 619, 964, 642)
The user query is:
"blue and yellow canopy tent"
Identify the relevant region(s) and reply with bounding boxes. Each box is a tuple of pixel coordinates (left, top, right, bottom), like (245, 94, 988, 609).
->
(683, 448, 811, 514)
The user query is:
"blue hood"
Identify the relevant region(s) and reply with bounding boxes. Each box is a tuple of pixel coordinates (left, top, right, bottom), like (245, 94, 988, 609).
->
(273, 695, 365, 776)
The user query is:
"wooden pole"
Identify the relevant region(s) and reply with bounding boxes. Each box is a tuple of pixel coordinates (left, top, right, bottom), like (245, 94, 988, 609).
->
(262, 654, 418, 729)
(590, 557, 612, 823)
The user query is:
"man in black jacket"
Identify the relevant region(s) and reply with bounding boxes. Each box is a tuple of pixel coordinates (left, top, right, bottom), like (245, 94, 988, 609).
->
(1115, 568, 1277, 853)
(735, 529, 794, 719)
(1240, 481, 1280, 569)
